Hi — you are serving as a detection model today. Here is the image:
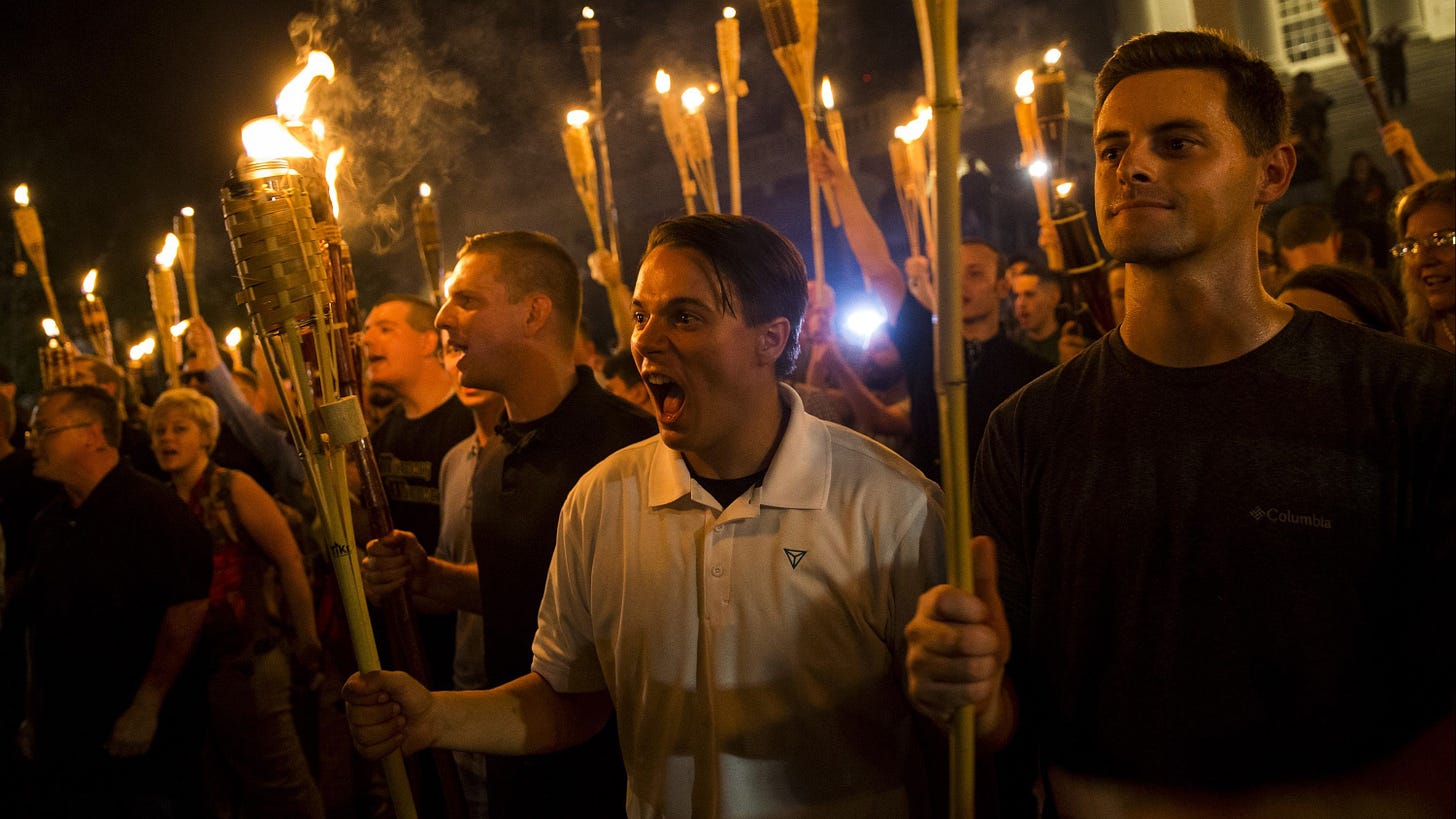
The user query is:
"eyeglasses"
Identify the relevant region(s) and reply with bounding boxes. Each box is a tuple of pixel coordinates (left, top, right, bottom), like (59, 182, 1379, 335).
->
(1390, 229, 1456, 259)
(24, 422, 92, 445)
(181, 371, 209, 385)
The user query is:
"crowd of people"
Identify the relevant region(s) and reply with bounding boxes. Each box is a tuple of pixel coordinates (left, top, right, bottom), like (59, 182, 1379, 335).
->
(0, 27, 1451, 819)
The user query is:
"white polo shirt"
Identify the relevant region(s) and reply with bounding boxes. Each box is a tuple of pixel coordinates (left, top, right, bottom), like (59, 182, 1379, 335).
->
(533, 386, 945, 818)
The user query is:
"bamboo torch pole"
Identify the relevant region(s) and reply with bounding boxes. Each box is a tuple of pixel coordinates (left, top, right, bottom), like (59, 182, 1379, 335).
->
(576, 6, 622, 262)
(148, 234, 184, 388)
(759, 0, 824, 280)
(562, 109, 609, 253)
(175, 207, 200, 318)
(820, 77, 845, 227)
(79, 269, 116, 365)
(716, 7, 745, 215)
(925, 0, 975, 816)
(681, 87, 722, 214)
(11, 185, 67, 338)
(655, 70, 699, 215)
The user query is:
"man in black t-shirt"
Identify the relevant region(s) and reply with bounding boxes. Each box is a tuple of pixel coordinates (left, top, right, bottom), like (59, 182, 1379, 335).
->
(362, 231, 652, 817)
(906, 30, 1454, 815)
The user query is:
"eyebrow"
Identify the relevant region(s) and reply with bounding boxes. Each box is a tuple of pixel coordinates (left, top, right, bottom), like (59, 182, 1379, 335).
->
(1095, 118, 1210, 145)
(631, 295, 718, 314)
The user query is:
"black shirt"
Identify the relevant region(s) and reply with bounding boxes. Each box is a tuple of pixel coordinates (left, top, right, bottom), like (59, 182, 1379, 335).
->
(473, 366, 655, 817)
(890, 295, 1050, 483)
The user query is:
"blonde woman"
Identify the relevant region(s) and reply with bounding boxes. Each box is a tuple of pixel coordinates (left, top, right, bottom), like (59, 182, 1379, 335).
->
(1392, 173, 1455, 353)
(149, 388, 324, 819)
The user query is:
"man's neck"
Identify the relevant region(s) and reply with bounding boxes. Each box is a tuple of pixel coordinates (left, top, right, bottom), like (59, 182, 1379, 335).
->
(1119, 254, 1293, 367)
(683, 384, 786, 480)
(471, 394, 506, 445)
(395, 365, 457, 419)
(1024, 318, 1059, 342)
(501, 354, 579, 425)
(961, 312, 1000, 343)
(64, 451, 120, 507)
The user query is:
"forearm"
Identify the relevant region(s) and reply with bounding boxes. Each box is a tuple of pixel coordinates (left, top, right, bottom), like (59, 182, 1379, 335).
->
(133, 599, 207, 707)
(207, 363, 305, 494)
(834, 174, 908, 313)
(433, 672, 611, 755)
(420, 556, 483, 615)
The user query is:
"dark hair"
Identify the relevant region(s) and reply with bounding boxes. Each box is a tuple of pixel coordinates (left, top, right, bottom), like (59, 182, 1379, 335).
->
(1095, 29, 1289, 157)
(0, 392, 13, 441)
(961, 238, 1007, 279)
(39, 384, 121, 448)
(601, 349, 642, 385)
(1276, 264, 1402, 334)
(456, 231, 583, 348)
(372, 293, 440, 334)
(643, 214, 807, 378)
(1277, 204, 1337, 248)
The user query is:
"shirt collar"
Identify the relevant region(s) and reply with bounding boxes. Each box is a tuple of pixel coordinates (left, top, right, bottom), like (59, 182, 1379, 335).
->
(646, 383, 830, 511)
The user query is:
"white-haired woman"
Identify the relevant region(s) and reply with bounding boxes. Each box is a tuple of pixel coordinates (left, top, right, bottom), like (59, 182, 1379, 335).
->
(149, 388, 324, 819)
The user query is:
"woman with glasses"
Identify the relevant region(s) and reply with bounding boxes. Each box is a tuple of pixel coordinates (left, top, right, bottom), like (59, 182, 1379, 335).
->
(1391, 174, 1456, 353)
(148, 387, 325, 819)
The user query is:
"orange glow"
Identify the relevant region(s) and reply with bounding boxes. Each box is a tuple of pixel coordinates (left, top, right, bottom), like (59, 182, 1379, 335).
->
(82, 268, 98, 295)
(325, 148, 346, 220)
(681, 87, 705, 115)
(820, 77, 835, 109)
(900, 116, 928, 142)
(655, 69, 671, 95)
(225, 327, 243, 349)
(1044, 47, 1062, 67)
(723, 6, 736, 19)
(180, 206, 195, 217)
(419, 182, 432, 198)
(566, 108, 591, 128)
(42, 318, 59, 338)
(276, 51, 336, 122)
(155, 233, 180, 269)
(1016, 69, 1035, 100)
(582, 6, 595, 19)
(13, 184, 30, 207)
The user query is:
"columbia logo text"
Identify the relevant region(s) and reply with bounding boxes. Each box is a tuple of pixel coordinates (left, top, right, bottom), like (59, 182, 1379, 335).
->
(1249, 507, 1332, 529)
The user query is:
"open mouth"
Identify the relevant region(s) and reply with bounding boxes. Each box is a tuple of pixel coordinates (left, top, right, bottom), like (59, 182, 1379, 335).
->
(642, 372, 685, 424)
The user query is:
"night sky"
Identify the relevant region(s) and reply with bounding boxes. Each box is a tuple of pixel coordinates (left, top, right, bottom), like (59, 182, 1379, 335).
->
(1, 0, 1114, 391)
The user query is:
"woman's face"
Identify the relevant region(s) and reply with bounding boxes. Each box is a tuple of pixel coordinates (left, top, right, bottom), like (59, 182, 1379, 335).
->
(150, 408, 209, 475)
(1404, 203, 1455, 315)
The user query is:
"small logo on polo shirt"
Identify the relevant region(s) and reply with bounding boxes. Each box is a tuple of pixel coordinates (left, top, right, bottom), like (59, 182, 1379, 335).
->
(783, 548, 807, 569)
(1249, 506, 1332, 529)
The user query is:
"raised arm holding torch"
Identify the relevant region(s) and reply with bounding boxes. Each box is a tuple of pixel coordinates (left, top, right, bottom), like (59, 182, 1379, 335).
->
(1320, 0, 1423, 185)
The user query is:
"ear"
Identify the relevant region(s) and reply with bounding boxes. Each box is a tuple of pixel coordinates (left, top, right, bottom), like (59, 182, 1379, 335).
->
(415, 326, 441, 357)
(1255, 143, 1297, 207)
(521, 293, 555, 339)
(995, 277, 1011, 300)
(756, 317, 791, 369)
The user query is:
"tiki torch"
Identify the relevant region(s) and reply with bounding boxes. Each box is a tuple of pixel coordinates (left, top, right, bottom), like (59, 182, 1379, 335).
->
(413, 183, 443, 307)
(126, 337, 155, 400)
(820, 77, 846, 227)
(1014, 69, 1060, 270)
(79, 268, 116, 365)
(224, 326, 244, 370)
(1319, 0, 1415, 184)
(562, 109, 608, 253)
(897, 114, 936, 271)
(759, 0, 825, 280)
(576, 6, 622, 262)
(12, 184, 66, 337)
(148, 234, 183, 388)
(38, 318, 77, 388)
(681, 87, 722, 214)
(717, 6, 746, 215)
(174, 206, 200, 317)
(655, 70, 699, 215)
(888, 138, 924, 261)
(1031, 47, 1113, 333)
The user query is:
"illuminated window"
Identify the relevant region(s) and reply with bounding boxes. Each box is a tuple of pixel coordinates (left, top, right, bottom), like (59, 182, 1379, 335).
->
(1276, 0, 1338, 63)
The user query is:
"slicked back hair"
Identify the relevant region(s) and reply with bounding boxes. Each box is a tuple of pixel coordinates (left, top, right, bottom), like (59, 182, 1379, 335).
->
(456, 231, 583, 349)
(1095, 29, 1289, 157)
(643, 214, 808, 378)
(39, 384, 121, 449)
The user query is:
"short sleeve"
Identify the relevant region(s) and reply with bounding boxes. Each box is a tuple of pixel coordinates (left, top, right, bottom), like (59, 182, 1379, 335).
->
(531, 482, 607, 693)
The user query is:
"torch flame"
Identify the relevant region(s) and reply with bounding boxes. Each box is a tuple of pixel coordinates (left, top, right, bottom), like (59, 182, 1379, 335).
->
(1028, 159, 1049, 178)
(241, 117, 314, 160)
(312, 119, 326, 141)
(900, 115, 929, 142)
(170, 320, 190, 338)
(419, 182, 432, 198)
(566, 108, 591, 128)
(820, 77, 835, 109)
(1016, 69, 1035, 100)
(893, 125, 908, 142)
(325, 147, 346, 220)
(1055, 181, 1074, 197)
(681, 87, 705, 115)
(276, 51, 336, 122)
(915, 101, 933, 125)
(582, 6, 594, 19)
(180, 206, 195, 217)
(42, 318, 59, 338)
(155, 233, 180, 268)
(655, 69, 671, 95)
(82, 268, 98, 295)
(723, 6, 736, 19)
(225, 327, 243, 348)
(139, 336, 157, 357)
(1044, 47, 1063, 67)
(13, 184, 30, 207)
(129, 343, 146, 362)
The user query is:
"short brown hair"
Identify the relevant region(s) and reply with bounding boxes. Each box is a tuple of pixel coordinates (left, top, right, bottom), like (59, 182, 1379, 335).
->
(456, 231, 583, 348)
(39, 385, 121, 448)
(1095, 29, 1289, 157)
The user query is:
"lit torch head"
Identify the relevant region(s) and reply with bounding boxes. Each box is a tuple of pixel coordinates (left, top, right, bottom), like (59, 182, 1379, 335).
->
(14, 184, 30, 207)
(1016, 69, 1035, 101)
(566, 108, 591, 128)
(656, 69, 671, 95)
(155, 233, 180, 269)
(276, 51, 336, 123)
(325, 147, 346, 221)
(82, 268, 98, 295)
(681, 87, 705, 115)
(820, 77, 834, 109)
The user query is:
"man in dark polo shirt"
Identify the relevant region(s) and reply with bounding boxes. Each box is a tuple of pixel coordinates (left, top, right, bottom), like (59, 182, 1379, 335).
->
(20, 385, 211, 817)
(363, 231, 654, 817)
(810, 144, 1049, 482)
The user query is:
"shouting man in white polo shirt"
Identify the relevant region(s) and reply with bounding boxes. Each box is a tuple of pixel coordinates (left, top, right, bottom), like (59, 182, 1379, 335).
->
(345, 214, 946, 817)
